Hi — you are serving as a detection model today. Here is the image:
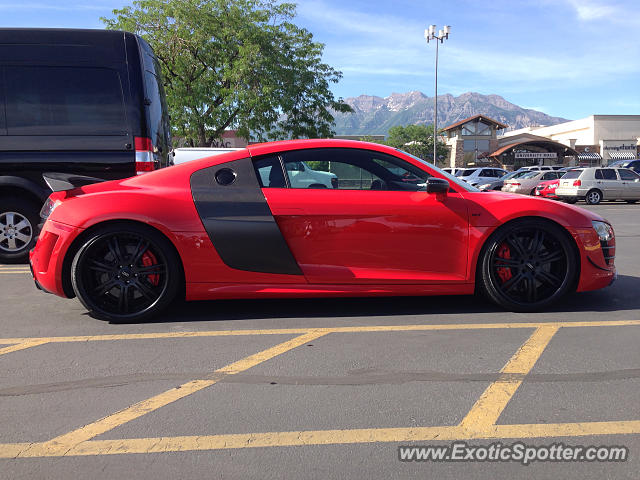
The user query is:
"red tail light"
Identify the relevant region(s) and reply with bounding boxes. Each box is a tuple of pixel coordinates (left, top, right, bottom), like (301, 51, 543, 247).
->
(573, 180, 581, 186)
(135, 136, 156, 175)
(511, 183, 521, 186)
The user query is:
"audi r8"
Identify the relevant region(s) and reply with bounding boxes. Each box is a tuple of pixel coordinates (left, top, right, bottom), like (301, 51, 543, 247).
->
(30, 140, 616, 322)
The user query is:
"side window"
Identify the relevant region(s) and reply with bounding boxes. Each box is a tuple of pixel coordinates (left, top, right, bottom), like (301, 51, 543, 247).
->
(619, 169, 640, 181)
(253, 155, 286, 188)
(595, 169, 604, 180)
(541, 172, 555, 180)
(281, 148, 431, 191)
(5, 66, 126, 135)
(601, 169, 617, 180)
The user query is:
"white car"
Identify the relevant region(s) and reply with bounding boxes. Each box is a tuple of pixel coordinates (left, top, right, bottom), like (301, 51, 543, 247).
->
(555, 167, 640, 204)
(172, 147, 243, 165)
(455, 167, 507, 186)
(260, 160, 337, 188)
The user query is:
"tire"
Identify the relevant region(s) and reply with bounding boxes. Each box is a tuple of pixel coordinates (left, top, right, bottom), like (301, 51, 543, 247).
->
(71, 224, 181, 322)
(0, 196, 40, 264)
(585, 189, 602, 205)
(626, 200, 638, 204)
(564, 198, 578, 204)
(478, 219, 578, 312)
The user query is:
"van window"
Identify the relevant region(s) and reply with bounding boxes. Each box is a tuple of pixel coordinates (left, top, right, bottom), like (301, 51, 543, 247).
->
(5, 66, 126, 135)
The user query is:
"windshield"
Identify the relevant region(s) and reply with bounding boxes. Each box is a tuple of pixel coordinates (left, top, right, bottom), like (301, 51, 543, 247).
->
(398, 150, 480, 192)
(500, 170, 527, 181)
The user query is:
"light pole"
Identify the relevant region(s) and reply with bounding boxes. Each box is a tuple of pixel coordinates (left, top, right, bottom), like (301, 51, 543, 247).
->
(424, 25, 450, 166)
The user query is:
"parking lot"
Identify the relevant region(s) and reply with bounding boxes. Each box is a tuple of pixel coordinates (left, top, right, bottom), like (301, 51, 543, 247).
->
(1, 203, 639, 479)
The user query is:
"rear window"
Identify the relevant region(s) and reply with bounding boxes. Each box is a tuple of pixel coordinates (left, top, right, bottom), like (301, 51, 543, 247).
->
(5, 66, 126, 135)
(562, 170, 582, 179)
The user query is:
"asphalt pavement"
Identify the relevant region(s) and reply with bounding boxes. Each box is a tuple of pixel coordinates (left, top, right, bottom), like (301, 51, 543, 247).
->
(0, 203, 639, 479)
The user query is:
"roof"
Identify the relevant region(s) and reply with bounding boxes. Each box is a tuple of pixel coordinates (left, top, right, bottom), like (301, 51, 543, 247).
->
(442, 114, 509, 132)
(489, 140, 578, 158)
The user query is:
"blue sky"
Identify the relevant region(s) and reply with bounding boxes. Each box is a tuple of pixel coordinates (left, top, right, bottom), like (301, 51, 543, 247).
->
(1, 0, 639, 120)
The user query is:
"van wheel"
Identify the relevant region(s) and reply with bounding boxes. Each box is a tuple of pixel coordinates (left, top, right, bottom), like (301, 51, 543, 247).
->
(71, 224, 181, 323)
(0, 197, 40, 264)
(585, 189, 602, 205)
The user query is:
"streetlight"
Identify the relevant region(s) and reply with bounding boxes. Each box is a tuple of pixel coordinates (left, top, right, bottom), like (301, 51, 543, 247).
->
(424, 24, 450, 166)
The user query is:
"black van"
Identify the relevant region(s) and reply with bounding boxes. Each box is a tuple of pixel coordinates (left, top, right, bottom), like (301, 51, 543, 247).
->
(0, 28, 172, 262)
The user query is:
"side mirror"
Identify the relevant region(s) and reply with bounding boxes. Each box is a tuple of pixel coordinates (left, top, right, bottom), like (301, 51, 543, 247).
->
(426, 177, 450, 194)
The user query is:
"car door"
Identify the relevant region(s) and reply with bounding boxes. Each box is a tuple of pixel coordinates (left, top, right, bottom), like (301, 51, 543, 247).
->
(618, 169, 640, 199)
(259, 147, 470, 284)
(594, 169, 621, 198)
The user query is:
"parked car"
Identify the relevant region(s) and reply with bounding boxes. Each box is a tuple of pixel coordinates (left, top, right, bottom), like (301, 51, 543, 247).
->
(502, 170, 564, 195)
(518, 165, 565, 172)
(0, 28, 172, 263)
(31, 139, 616, 321)
(555, 167, 640, 204)
(535, 179, 560, 199)
(455, 167, 507, 186)
(443, 168, 462, 176)
(477, 170, 531, 191)
(173, 148, 243, 165)
(608, 159, 640, 174)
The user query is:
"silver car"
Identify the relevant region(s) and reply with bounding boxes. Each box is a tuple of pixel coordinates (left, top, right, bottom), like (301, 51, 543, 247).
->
(502, 170, 564, 195)
(555, 167, 640, 204)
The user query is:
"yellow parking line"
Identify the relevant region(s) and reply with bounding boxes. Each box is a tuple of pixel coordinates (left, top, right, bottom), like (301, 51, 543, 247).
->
(25, 331, 327, 457)
(459, 326, 559, 433)
(0, 320, 638, 346)
(3, 420, 640, 457)
(0, 340, 49, 356)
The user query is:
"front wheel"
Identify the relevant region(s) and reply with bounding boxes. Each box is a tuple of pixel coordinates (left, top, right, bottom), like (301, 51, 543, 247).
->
(71, 224, 181, 322)
(479, 219, 577, 312)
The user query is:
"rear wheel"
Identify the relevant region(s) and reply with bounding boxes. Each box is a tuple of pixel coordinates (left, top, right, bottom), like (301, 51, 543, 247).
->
(585, 189, 602, 205)
(564, 198, 578, 204)
(0, 197, 40, 264)
(479, 219, 577, 312)
(71, 224, 181, 322)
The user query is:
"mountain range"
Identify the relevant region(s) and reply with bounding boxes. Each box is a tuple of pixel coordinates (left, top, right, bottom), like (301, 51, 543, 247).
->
(332, 91, 569, 136)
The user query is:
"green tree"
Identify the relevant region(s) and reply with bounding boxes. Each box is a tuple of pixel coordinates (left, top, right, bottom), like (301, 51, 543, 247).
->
(385, 124, 448, 165)
(102, 0, 352, 146)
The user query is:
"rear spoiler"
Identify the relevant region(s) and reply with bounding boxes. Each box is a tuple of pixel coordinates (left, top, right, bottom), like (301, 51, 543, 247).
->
(43, 172, 107, 192)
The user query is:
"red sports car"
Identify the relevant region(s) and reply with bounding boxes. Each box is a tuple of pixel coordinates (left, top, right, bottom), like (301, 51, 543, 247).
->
(535, 179, 560, 199)
(30, 140, 616, 322)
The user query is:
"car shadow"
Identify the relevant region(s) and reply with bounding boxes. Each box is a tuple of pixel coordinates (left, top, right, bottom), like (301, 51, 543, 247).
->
(132, 274, 640, 325)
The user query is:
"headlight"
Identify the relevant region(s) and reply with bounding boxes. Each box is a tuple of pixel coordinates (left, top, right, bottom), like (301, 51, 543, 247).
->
(592, 221, 613, 242)
(39, 198, 60, 220)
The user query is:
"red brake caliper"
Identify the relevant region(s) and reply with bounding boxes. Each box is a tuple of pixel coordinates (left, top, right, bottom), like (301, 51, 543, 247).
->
(141, 250, 160, 286)
(496, 243, 513, 283)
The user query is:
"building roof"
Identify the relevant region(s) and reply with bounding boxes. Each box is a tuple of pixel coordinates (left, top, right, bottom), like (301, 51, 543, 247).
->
(489, 140, 578, 158)
(442, 114, 509, 132)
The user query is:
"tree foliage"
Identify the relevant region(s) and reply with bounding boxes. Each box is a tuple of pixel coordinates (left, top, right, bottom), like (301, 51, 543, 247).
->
(384, 124, 448, 164)
(102, 0, 352, 146)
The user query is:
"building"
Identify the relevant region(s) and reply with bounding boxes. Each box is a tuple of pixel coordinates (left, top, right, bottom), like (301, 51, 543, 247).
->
(443, 115, 506, 167)
(501, 115, 640, 166)
(443, 114, 640, 169)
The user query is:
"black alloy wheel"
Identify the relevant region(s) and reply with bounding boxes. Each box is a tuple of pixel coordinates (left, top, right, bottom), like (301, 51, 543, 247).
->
(480, 219, 577, 311)
(71, 224, 180, 322)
